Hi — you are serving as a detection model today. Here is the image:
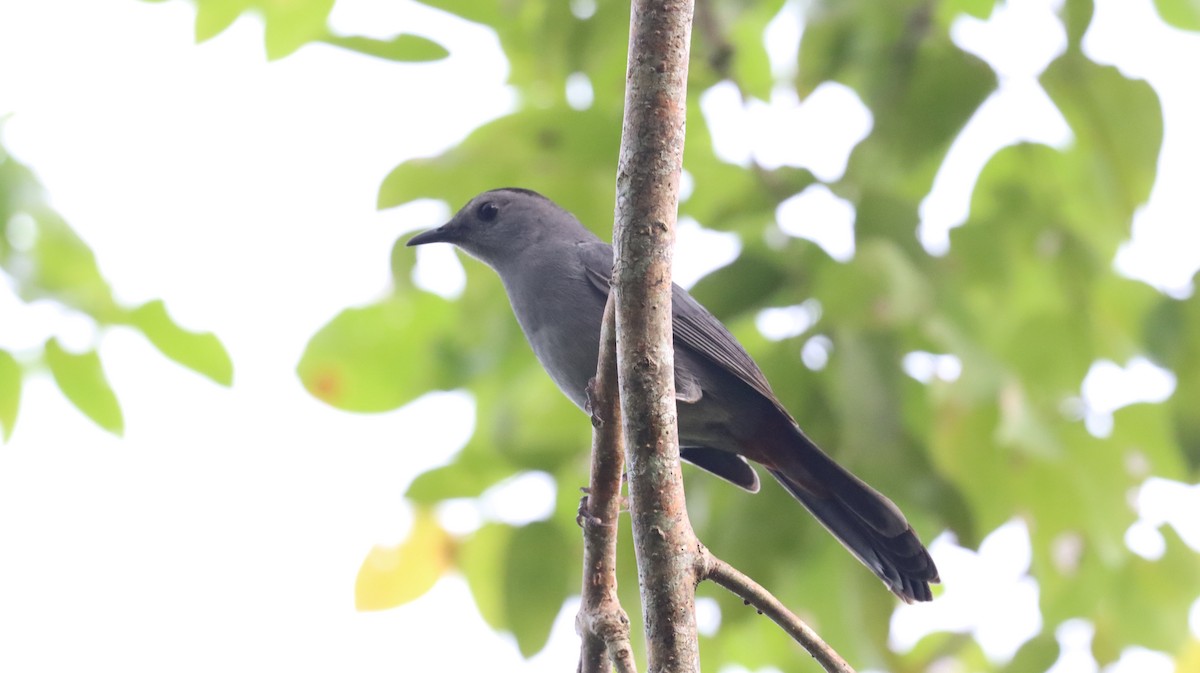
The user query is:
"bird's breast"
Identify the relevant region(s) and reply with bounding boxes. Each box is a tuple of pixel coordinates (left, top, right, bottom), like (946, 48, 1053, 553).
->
(503, 269, 606, 411)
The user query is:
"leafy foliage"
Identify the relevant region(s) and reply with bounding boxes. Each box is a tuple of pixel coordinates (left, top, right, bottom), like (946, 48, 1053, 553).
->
(0, 139, 233, 437)
(43, 338, 124, 435)
(146, 0, 449, 61)
(241, 0, 1197, 670)
(1154, 0, 1200, 30)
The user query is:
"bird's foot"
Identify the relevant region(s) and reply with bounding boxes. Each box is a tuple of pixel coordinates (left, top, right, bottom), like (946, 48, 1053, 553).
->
(576, 493, 606, 528)
(575, 487, 626, 528)
(585, 377, 604, 427)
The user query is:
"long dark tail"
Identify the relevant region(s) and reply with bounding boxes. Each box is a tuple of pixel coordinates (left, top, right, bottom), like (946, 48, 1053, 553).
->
(767, 427, 939, 603)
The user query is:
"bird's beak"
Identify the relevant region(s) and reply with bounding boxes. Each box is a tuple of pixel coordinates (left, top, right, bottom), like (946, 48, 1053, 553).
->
(406, 223, 453, 247)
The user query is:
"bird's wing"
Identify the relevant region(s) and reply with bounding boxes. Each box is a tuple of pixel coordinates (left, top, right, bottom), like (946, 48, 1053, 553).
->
(577, 240, 790, 420)
(669, 285, 792, 419)
(679, 447, 761, 492)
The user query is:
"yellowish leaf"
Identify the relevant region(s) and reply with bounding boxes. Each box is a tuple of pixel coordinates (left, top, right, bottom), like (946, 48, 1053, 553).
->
(355, 511, 453, 611)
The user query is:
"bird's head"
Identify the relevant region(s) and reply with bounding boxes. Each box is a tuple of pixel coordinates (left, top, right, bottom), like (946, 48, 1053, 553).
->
(406, 188, 589, 270)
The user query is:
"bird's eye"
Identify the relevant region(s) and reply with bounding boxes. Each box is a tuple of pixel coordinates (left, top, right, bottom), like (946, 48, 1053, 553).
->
(477, 201, 499, 221)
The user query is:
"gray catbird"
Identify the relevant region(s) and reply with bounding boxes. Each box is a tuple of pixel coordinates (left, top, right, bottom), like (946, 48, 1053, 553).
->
(407, 187, 939, 602)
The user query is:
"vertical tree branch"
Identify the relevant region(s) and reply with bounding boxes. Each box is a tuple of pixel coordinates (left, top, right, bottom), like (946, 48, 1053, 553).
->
(613, 1, 698, 672)
(577, 296, 636, 673)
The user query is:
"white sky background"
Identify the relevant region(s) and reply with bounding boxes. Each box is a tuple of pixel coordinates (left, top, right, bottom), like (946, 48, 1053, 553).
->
(0, 0, 1198, 672)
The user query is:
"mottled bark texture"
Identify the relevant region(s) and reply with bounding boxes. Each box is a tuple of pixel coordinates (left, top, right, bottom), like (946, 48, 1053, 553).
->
(612, 1, 700, 672)
(577, 297, 637, 673)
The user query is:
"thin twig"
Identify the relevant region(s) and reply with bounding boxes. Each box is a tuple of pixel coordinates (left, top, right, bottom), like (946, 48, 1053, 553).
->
(577, 297, 637, 673)
(698, 547, 857, 673)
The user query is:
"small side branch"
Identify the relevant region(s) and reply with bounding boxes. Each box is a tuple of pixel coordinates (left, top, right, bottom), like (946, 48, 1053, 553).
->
(698, 547, 856, 673)
(577, 297, 637, 673)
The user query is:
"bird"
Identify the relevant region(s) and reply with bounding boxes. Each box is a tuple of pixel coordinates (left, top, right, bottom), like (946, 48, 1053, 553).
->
(407, 187, 939, 602)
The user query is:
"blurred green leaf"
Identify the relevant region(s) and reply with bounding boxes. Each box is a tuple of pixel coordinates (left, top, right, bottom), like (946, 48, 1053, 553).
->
(43, 338, 123, 436)
(321, 33, 449, 62)
(471, 364, 590, 472)
(937, 0, 995, 23)
(1001, 312, 1092, 400)
(503, 520, 571, 656)
(0, 349, 20, 441)
(1154, 0, 1200, 30)
(298, 291, 461, 412)
(1156, 285, 1200, 470)
(409, 0, 501, 30)
(1041, 56, 1163, 243)
(19, 211, 119, 321)
(689, 247, 790, 321)
(1097, 528, 1200, 658)
(1061, 0, 1095, 49)
(456, 522, 513, 631)
(261, 0, 335, 60)
(128, 300, 234, 386)
(182, 0, 335, 57)
(1110, 403, 1187, 482)
(999, 634, 1060, 673)
(2, 133, 229, 437)
(378, 106, 621, 235)
(816, 238, 934, 329)
(727, 0, 788, 100)
(406, 453, 515, 504)
(193, 0, 250, 42)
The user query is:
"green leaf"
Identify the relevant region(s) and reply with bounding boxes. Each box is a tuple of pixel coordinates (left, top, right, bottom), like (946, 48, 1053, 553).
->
(840, 32, 996, 197)
(999, 634, 1060, 673)
(355, 510, 453, 610)
(321, 33, 449, 62)
(1154, 0, 1200, 30)
(689, 247, 790, 321)
(1100, 528, 1200, 657)
(0, 146, 116, 321)
(928, 401, 1012, 538)
(471, 364, 590, 472)
(1041, 56, 1163, 229)
(1061, 0, 1095, 48)
(503, 521, 571, 657)
(298, 290, 460, 412)
(937, 0, 996, 23)
(43, 338, 123, 435)
(1110, 403, 1187, 482)
(727, 0, 787, 100)
(406, 454, 516, 504)
(816, 238, 934, 329)
(456, 523, 513, 631)
(261, 0, 335, 60)
(193, 0, 252, 43)
(20, 210, 120, 321)
(377, 106, 621, 237)
(1002, 312, 1092, 400)
(405, 0, 501, 27)
(127, 300, 233, 386)
(389, 236, 418, 290)
(0, 349, 20, 441)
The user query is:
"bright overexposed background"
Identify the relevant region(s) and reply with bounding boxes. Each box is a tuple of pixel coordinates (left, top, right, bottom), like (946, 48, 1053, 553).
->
(1, 0, 1198, 671)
